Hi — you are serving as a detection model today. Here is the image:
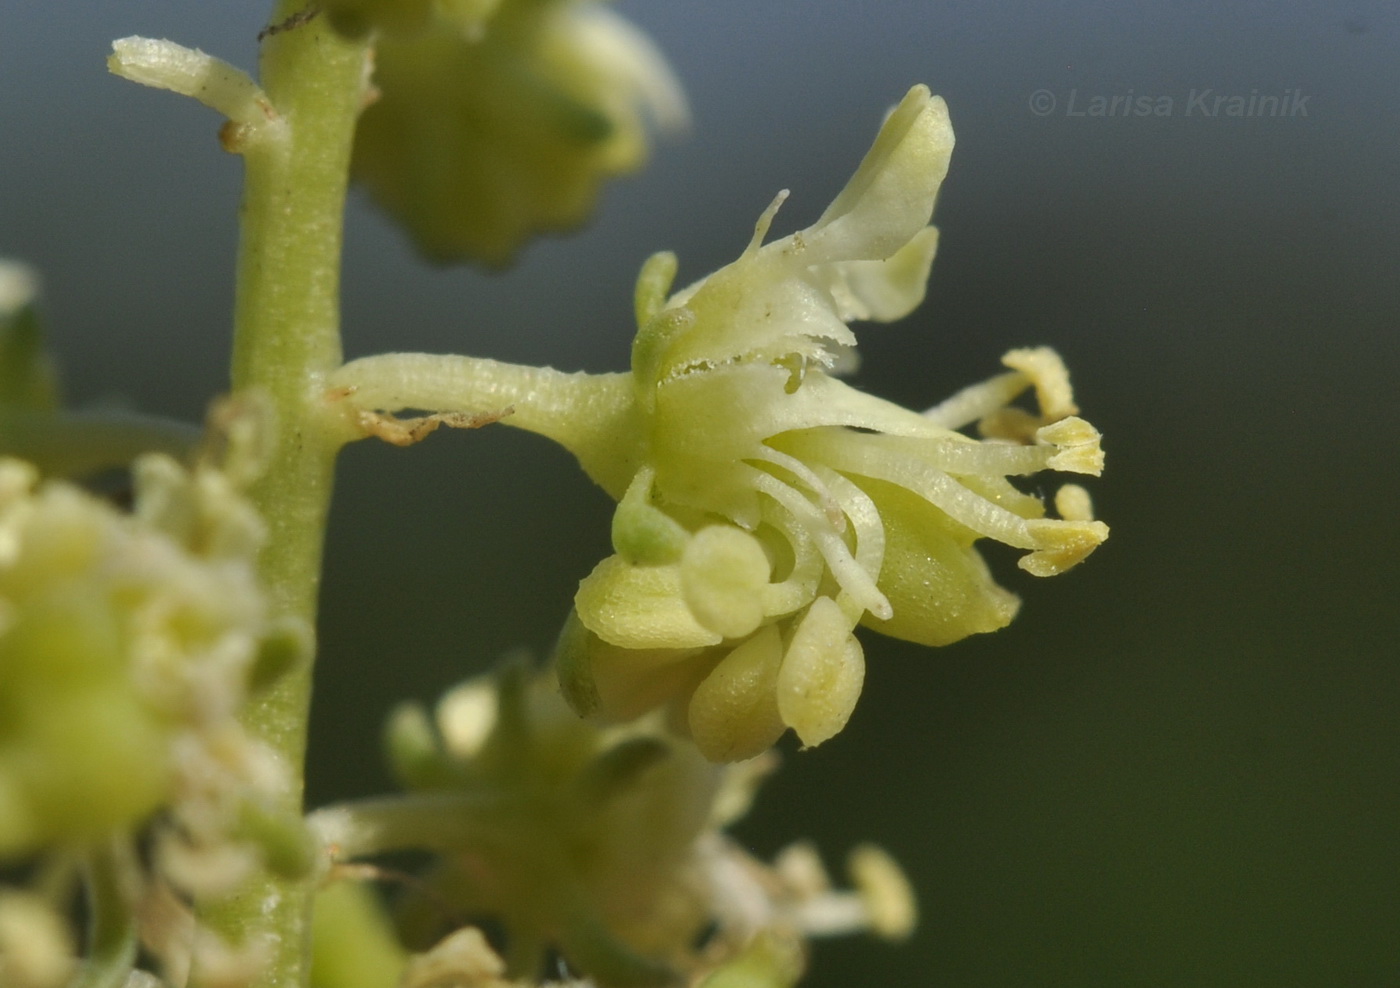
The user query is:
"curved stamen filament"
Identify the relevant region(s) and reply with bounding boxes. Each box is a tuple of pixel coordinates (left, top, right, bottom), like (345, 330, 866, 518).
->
(757, 502, 825, 617)
(750, 444, 845, 531)
(746, 467, 892, 621)
(813, 465, 885, 584)
(919, 370, 1028, 429)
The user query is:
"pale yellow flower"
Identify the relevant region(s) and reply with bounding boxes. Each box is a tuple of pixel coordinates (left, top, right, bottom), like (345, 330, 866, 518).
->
(554, 86, 1107, 759)
(333, 86, 1108, 762)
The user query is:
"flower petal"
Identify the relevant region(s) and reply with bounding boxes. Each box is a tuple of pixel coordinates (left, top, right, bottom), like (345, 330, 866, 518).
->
(776, 597, 865, 748)
(687, 626, 786, 762)
(806, 85, 954, 264)
(575, 555, 721, 650)
(817, 226, 940, 324)
(851, 477, 1021, 647)
(680, 526, 772, 640)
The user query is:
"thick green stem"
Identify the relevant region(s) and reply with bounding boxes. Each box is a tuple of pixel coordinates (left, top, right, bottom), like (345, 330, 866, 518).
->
(331, 353, 640, 496)
(201, 5, 369, 986)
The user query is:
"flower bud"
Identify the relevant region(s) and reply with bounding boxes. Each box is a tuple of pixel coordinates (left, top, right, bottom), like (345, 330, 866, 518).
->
(352, 0, 685, 264)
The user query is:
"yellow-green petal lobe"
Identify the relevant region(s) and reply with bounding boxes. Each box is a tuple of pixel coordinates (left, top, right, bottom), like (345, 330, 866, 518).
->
(680, 526, 772, 640)
(854, 478, 1020, 646)
(687, 627, 786, 763)
(775, 597, 865, 748)
(819, 226, 940, 324)
(808, 85, 954, 264)
(576, 554, 721, 650)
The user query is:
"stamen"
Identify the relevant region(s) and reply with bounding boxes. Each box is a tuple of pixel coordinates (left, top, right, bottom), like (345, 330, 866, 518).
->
(1054, 484, 1095, 522)
(757, 503, 825, 617)
(784, 429, 1053, 479)
(1036, 416, 1104, 476)
(920, 370, 1028, 429)
(806, 431, 1040, 550)
(748, 469, 892, 621)
(751, 445, 845, 532)
(812, 465, 885, 582)
(957, 474, 1046, 519)
(1002, 347, 1077, 421)
(1019, 518, 1109, 576)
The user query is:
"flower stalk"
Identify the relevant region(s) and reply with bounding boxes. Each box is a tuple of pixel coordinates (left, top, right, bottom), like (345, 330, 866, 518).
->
(331, 354, 640, 494)
(172, 5, 369, 984)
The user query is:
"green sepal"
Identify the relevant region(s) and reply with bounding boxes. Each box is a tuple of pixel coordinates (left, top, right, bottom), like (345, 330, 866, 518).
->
(611, 467, 689, 565)
(553, 607, 602, 717)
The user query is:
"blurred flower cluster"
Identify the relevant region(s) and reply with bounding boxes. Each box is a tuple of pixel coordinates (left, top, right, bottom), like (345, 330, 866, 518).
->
(333, 0, 686, 264)
(0, 381, 309, 986)
(312, 662, 913, 988)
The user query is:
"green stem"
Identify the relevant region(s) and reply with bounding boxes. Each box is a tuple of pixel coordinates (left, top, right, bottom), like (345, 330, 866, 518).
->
(200, 5, 369, 986)
(72, 841, 139, 988)
(308, 792, 513, 860)
(0, 409, 199, 477)
(331, 353, 640, 496)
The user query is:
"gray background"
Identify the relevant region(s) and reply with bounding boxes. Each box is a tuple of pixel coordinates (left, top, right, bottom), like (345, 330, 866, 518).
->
(3, 2, 1398, 984)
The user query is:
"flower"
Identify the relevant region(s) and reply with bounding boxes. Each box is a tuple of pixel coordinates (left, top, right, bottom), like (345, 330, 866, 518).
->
(331, 85, 1108, 762)
(312, 663, 915, 988)
(552, 85, 1108, 760)
(349, 0, 687, 264)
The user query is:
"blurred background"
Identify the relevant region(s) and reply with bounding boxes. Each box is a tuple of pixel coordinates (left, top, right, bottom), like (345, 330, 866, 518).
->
(3, 1, 1398, 984)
